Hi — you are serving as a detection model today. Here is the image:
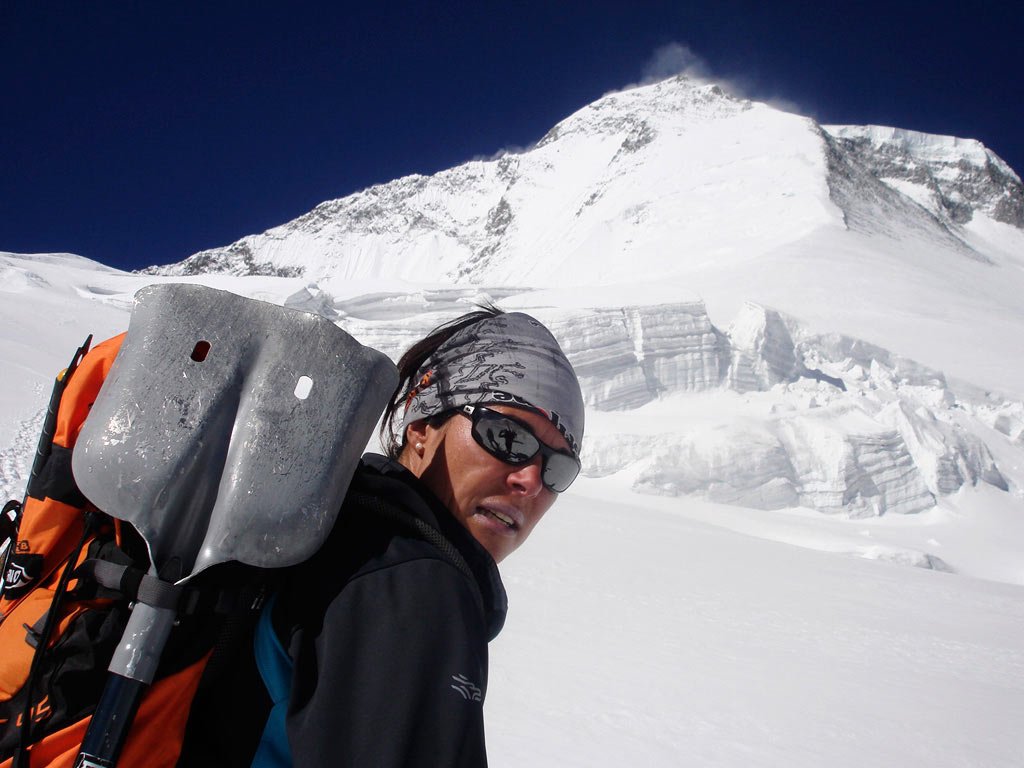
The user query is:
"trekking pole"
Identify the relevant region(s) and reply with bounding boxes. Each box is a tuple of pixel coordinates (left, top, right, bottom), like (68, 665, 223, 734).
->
(28, 337, 94, 491)
(75, 554, 184, 767)
(1, 336, 91, 602)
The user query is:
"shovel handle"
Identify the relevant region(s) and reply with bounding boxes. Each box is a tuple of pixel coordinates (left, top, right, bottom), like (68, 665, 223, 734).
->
(75, 602, 178, 767)
(74, 674, 146, 768)
(108, 602, 178, 682)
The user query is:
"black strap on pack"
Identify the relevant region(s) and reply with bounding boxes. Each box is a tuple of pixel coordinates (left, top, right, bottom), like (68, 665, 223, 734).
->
(348, 491, 485, 614)
(25, 336, 93, 503)
(74, 559, 183, 611)
(12, 511, 98, 768)
(74, 558, 269, 616)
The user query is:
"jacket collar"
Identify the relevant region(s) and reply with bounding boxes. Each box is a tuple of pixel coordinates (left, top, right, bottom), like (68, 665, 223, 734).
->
(357, 454, 508, 640)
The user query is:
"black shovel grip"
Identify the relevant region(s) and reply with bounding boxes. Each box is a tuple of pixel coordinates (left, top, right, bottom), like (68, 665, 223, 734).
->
(75, 674, 146, 768)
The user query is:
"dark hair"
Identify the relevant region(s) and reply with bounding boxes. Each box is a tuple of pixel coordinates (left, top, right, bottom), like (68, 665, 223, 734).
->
(379, 305, 504, 458)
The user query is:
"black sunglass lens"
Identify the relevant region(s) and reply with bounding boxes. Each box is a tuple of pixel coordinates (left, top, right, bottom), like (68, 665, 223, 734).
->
(475, 413, 539, 463)
(470, 407, 579, 492)
(543, 453, 580, 493)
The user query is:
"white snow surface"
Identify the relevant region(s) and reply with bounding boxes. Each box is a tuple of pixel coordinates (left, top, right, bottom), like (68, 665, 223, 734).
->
(4, 75, 1024, 768)
(3, 249, 1023, 766)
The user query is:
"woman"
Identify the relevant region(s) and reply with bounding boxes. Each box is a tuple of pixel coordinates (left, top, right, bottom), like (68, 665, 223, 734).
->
(181, 307, 585, 767)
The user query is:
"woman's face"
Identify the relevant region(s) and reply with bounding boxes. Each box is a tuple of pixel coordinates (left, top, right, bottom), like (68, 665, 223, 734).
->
(401, 405, 570, 563)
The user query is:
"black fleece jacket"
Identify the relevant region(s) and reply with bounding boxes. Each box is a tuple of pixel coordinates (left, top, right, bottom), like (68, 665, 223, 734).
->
(279, 454, 507, 766)
(180, 454, 507, 767)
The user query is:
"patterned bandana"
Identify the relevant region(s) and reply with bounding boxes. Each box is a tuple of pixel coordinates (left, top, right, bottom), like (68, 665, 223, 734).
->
(401, 312, 584, 458)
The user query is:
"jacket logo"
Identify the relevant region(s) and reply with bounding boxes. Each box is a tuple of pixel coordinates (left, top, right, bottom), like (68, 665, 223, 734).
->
(450, 674, 482, 702)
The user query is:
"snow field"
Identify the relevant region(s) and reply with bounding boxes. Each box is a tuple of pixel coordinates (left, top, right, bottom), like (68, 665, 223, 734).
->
(490, 480, 1024, 767)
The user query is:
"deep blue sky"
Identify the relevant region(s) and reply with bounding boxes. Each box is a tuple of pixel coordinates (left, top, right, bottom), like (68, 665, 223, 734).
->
(3, 1, 1020, 271)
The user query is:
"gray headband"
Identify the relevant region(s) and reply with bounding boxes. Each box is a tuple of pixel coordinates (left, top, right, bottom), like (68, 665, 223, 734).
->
(402, 312, 584, 458)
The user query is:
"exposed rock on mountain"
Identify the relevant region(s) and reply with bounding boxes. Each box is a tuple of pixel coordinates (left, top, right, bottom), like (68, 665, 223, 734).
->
(824, 125, 1024, 228)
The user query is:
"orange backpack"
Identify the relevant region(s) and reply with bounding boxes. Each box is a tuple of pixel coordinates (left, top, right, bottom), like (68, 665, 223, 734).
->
(0, 335, 248, 768)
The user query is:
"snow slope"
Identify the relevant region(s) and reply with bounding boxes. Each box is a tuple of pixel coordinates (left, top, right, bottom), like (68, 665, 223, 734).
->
(491, 479, 1024, 768)
(3, 251, 1023, 767)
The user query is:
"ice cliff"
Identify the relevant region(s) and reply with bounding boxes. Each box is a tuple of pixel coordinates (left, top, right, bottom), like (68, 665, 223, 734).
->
(563, 300, 1007, 518)
(284, 283, 1014, 519)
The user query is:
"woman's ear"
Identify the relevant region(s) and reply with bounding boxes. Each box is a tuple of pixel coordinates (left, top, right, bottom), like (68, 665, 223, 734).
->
(398, 418, 432, 474)
(405, 419, 429, 456)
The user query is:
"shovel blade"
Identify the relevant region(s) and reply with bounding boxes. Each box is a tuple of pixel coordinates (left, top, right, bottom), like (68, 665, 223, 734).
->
(72, 283, 398, 582)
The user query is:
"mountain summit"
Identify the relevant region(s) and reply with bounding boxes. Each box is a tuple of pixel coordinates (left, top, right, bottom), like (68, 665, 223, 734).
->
(150, 75, 1022, 289)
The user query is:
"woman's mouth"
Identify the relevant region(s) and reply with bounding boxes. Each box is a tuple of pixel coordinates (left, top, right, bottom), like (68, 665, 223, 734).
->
(479, 506, 517, 529)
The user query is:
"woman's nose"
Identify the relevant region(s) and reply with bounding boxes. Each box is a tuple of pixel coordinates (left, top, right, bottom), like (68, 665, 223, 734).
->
(506, 458, 544, 497)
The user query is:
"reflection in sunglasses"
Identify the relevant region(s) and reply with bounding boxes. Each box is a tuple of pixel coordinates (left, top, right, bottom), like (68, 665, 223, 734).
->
(461, 405, 580, 493)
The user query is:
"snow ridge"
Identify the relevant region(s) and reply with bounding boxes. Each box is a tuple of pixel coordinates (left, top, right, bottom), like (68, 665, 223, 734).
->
(824, 124, 1024, 229)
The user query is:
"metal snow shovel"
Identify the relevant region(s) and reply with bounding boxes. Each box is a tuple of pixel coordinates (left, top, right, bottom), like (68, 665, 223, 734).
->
(69, 283, 398, 767)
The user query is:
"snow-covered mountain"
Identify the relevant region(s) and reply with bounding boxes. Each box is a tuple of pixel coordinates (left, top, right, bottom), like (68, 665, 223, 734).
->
(151, 76, 1023, 286)
(3, 75, 1024, 766)
(824, 123, 1023, 228)
(148, 75, 1024, 395)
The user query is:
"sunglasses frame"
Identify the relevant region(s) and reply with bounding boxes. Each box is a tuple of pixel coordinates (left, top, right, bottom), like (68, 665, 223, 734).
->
(459, 405, 580, 493)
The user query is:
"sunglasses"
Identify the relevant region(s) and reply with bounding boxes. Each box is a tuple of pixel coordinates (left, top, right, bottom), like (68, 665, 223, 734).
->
(460, 405, 581, 493)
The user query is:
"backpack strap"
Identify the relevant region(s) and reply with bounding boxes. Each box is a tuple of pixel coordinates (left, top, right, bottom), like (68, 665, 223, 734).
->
(11, 510, 98, 768)
(74, 558, 269, 616)
(25, 335, 93, 506)
(349, 492, 478, 586)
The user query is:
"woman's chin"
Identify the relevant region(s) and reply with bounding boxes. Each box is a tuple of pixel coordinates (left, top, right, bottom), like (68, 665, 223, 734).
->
(468, 510, 517, 562)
